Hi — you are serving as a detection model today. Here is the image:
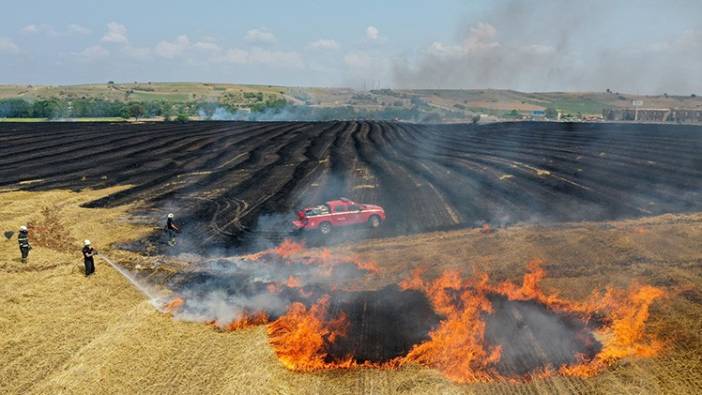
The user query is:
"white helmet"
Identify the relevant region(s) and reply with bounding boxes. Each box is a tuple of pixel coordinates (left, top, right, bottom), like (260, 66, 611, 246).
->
(84, 239, 91, 246)
(19, 225, 27, 231)
(168, 213, 174, 219)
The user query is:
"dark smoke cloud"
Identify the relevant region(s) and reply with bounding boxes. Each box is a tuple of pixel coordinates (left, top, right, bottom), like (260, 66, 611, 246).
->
(393, 0, 702, 94)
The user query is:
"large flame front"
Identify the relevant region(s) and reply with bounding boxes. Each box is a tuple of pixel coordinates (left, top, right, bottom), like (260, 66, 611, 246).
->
(164, 241, 665, 383)
(265, 257, 664, 382)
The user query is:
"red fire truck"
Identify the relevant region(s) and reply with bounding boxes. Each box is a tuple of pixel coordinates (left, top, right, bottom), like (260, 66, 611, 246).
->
(292, 198, 385, 235)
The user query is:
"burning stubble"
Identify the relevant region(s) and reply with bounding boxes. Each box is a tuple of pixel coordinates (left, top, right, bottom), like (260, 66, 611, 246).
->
(155, 242, 664, 383)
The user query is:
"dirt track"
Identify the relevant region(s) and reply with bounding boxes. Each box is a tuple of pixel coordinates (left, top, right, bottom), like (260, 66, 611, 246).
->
(1, 121, 701, 249)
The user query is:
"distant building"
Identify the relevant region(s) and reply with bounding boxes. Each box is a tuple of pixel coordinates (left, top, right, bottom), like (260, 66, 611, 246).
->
(581, 114, 604, 122)
(531, 110, 546, 120)
(603, 108, 702, 123)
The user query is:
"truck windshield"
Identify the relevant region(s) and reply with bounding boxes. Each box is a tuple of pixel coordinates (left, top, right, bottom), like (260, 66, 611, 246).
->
(305, 205, 330, 216)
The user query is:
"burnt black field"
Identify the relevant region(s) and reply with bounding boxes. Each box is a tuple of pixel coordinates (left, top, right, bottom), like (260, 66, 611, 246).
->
(1, 121, 701, 250)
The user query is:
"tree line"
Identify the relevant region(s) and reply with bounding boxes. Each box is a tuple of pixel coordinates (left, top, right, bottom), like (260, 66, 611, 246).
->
(0, 96, 461, 122)
(0, 98, 197, 120)
(0, 97, 294, 121)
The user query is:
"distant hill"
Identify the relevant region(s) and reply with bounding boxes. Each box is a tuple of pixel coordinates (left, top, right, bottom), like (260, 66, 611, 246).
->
(1, 82, 701, 122)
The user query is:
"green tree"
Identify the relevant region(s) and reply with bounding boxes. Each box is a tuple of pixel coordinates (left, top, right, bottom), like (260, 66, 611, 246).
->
(127, 102, 145, 120)
(250, 98, 288, 113)
(0, 99, 32, 117)
(175, 111, 190, 122)
(197, 102, 219, 120)
(161, 103, 174, 121)
(544, 107, 558, 119)
(143, 101, 164, 118)
(31, 99, 64, 119)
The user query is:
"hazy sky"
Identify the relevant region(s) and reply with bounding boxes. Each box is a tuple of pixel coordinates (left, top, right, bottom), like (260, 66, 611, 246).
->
(1, 0, 700, 93)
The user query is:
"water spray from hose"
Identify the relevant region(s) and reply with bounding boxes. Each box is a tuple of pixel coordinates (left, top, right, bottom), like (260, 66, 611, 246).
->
(99, 254, 163, 308)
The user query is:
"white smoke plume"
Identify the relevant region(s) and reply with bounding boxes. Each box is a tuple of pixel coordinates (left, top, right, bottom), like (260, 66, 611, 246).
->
(393, 0, 702, 94)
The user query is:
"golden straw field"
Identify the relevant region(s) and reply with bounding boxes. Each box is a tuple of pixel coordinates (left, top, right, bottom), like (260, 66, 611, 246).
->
(1, 187, 701, 394)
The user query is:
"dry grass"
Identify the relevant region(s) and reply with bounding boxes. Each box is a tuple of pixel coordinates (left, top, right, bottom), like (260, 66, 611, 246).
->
(28, 206, 79, 252)
(1, 187, 701, 394)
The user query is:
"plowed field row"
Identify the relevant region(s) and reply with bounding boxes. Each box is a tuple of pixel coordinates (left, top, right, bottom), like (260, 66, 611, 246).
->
(1, 121, 701, 249)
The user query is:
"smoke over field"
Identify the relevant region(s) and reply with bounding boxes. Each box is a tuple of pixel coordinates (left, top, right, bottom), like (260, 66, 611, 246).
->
(392, 1, 702, 94)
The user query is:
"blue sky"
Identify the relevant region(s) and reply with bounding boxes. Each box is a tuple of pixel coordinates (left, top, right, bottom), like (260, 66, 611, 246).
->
(1, 0, 700, 93)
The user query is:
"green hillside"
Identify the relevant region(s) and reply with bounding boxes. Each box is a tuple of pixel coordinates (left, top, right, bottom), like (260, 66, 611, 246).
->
(1, 83, 700, 122)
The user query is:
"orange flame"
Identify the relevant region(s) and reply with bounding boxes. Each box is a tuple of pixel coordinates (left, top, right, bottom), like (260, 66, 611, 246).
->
(268, 260, 664, 383)
(559, 285, 665, 376)
(287, 275, 302, 288)
(351, 258, 380, 274)
(174, 240, 665, 383)
(274, 239, 305, 258)
(224, 311, 270, 331)
(402, 286, 501, 382)
(267, 296, 354, 371)
(163, 297, 184, 313)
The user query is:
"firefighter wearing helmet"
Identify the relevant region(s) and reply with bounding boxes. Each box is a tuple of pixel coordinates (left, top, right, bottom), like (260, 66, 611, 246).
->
(165, 213, 179, 246)
(82, 239, 98, 276)
(18, 225, 31, 264)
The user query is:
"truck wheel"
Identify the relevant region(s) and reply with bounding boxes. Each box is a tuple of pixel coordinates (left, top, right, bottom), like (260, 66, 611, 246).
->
(368, 215, 381, 229)
(319, 222, 332, 235)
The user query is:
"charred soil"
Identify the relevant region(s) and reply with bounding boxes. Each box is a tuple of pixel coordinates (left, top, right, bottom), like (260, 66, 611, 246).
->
(2, 121, 702, 252)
